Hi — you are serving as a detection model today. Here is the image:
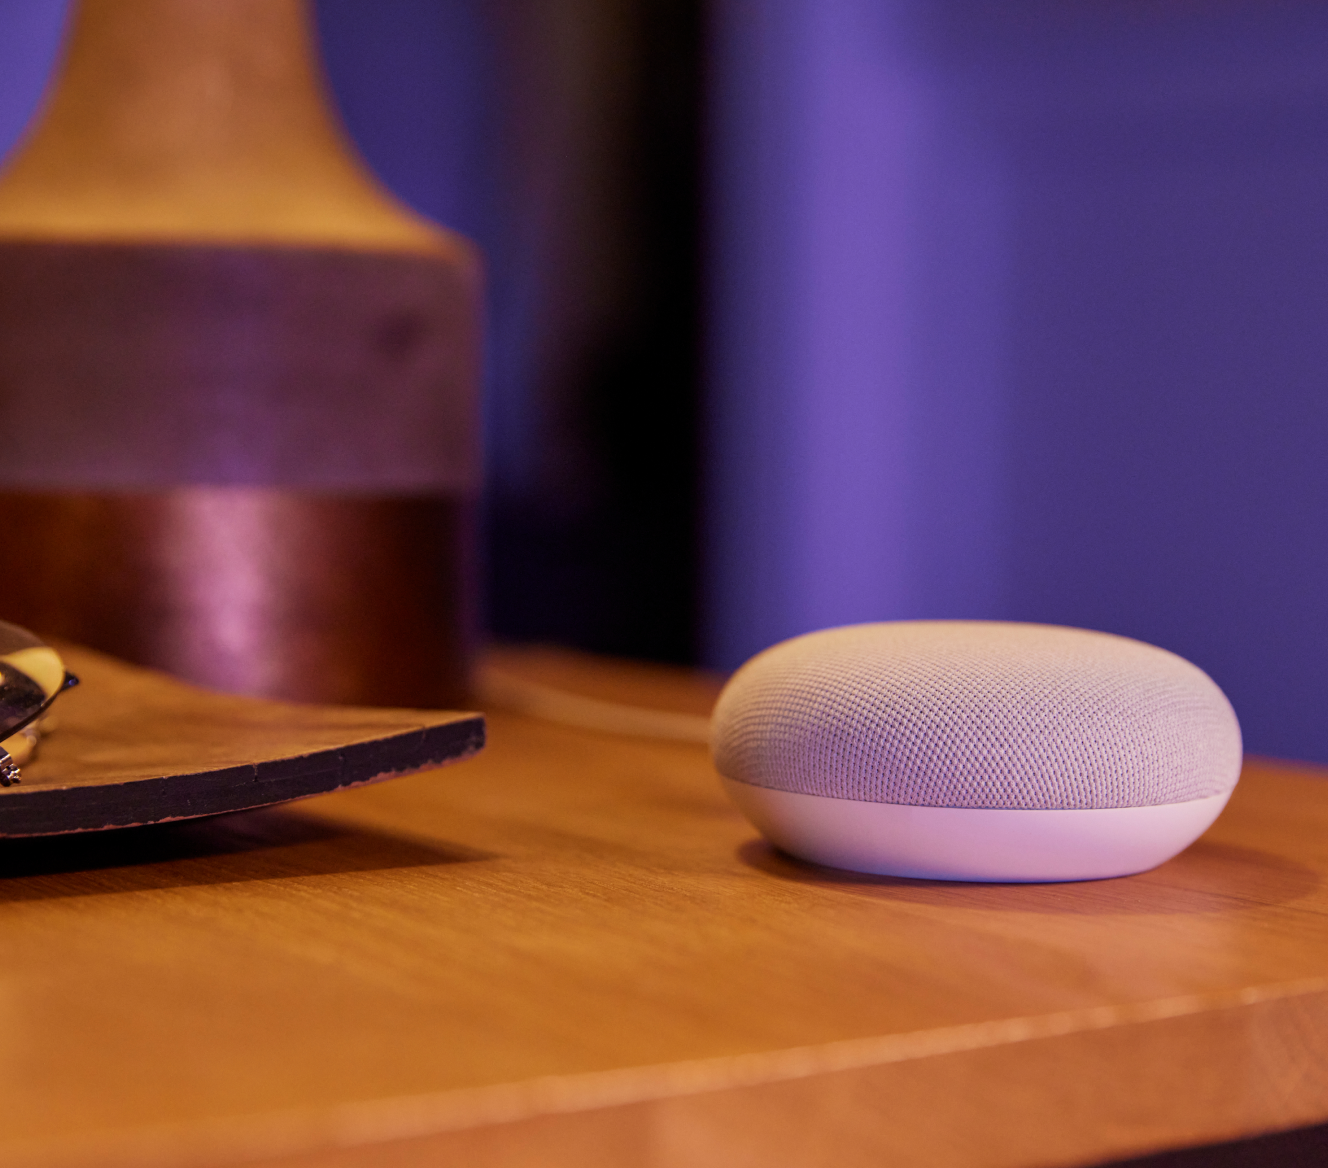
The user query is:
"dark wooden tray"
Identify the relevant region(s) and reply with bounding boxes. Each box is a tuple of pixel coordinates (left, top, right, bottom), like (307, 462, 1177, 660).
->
(0, 643, 484, 837)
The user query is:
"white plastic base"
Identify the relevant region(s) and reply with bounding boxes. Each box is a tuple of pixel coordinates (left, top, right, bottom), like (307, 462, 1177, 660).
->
(721, 779, 1232, 882)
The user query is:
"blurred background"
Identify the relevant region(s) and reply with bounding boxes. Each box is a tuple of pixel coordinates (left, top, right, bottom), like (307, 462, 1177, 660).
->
(4, 0, 1328, 762)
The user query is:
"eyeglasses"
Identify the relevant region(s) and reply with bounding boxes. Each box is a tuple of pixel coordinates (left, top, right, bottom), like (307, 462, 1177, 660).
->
(0, 621, 79, 787)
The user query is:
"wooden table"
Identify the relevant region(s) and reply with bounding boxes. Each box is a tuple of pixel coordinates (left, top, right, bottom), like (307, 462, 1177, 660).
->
(4, 647, 1328, 1168)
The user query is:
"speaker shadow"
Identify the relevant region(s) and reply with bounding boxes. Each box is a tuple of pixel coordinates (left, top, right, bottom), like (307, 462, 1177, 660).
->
(735, 836, 1320, 915)
(0, 805, 496, 902)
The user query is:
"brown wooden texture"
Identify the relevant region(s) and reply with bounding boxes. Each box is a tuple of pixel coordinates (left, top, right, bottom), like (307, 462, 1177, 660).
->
(2, 649, 1328, 1167)
(0, 0, 481, 705)
(0, 492, 474, 707)
(483, 643, 725, 717)
(0, 242, 478, 491)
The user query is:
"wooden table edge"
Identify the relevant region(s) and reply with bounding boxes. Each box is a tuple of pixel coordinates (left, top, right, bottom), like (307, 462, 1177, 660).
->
(12, 976, 1328, 1168)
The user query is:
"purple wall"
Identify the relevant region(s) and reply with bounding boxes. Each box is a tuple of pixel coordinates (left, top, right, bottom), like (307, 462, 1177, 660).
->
(707, 0, 1006, 667)
(707, 0, 1328, 763)
(315, 0, 494, 246)
(0, 0, 65, 154)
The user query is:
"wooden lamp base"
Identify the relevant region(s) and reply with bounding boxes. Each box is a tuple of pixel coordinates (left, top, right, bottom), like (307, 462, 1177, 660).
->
(0, 491, 473, 708)
(0, 3, 482, 707)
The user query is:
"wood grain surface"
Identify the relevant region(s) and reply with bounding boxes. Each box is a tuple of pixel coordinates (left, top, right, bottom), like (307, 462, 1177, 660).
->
(3, 648, 1328, 1168)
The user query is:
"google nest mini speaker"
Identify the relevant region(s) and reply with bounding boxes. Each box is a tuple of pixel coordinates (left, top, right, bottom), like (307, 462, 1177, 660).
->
(711, 622, 1242, 883)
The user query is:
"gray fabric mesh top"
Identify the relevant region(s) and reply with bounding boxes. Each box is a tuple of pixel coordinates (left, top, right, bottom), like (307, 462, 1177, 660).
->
(711, 622, 1242, 810)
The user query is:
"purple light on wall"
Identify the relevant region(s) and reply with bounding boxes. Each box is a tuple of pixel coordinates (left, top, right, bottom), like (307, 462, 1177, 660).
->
(0, 0, 67, 162)
(998, 23, 1328, 764)
(705, 0, 1007, 670)
(707, 0, 1328, 763)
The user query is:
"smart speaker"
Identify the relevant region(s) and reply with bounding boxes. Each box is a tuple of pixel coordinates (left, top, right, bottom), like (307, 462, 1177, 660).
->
(712, 622, 1242, 882)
